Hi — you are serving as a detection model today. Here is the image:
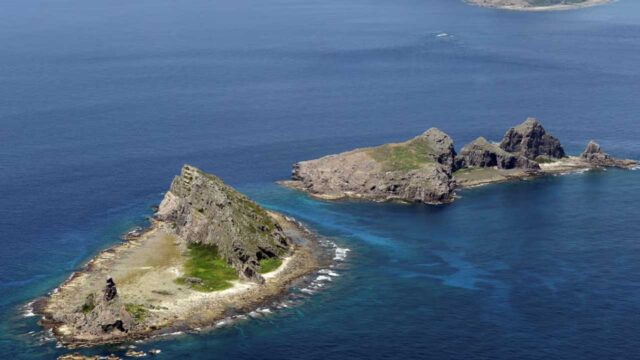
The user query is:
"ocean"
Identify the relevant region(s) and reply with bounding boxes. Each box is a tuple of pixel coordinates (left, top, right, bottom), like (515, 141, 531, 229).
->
(1, 0, 640, 358)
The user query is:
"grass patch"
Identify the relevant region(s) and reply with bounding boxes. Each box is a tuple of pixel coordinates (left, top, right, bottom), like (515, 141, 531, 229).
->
(535, 156, 557, 164)
(368, 137, 436, 171)
(176, 243, 238, 292)
(259, 257, 283, 274)
(125, 303, 149, 321)
(80, 294, 95, 314)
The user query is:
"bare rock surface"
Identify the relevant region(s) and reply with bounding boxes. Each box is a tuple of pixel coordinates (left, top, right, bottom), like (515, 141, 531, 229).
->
(581, 141, 638, 169)
(466, 0, 611, 11)
(456, 137, 539, 170)
(157, 165, 290, 282)
(285, 128, 457, 204)
(499, 118, 566, 160)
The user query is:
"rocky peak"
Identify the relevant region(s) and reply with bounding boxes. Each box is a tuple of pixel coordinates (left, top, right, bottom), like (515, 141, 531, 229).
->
(582, 140, 603, 157)
(579, 140, 637, 168)
(103, 278, 117, 301)
(157, 165, 290, 283)
(419, 128, 457, 171)
(457, 137, 539, 170)
(499, 117, 566, 160)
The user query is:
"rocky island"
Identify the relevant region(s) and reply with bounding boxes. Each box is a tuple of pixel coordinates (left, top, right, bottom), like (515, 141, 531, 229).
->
(284, 128, 458, 204)
(35, 165, 329, 348)
(282, 118, 637, 204)
(466, 0, 611, 11)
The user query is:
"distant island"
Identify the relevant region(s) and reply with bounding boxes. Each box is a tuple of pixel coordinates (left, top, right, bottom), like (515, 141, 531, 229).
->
(281, 118, 637, 204)
(35, 165, 332, 348)
(466, 0, 611, 11)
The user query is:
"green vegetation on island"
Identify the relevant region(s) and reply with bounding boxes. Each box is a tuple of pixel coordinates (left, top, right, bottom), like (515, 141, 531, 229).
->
(81, 294, 96, 314)
(124, 303, 149, 321)
(368, 136, 436, 172)
(259, 257, 283, 274)
(161, 165, 290, 283)
(176, 243, 239, 292)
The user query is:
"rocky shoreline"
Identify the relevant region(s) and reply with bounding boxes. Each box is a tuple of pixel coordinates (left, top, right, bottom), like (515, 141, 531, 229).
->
(282, 118, 638, 203)
(33, 166, 334, 349)
(465, 0, 611, 12)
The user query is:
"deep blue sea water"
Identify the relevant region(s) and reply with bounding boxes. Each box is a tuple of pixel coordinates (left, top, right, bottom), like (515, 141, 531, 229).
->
(2, 0, 640, 358)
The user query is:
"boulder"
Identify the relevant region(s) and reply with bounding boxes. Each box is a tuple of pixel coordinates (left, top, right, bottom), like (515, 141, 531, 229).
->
(499, 118, 565, 160)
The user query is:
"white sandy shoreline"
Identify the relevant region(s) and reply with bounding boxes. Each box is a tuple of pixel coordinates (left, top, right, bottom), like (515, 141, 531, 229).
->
(33, 213, 338, 348)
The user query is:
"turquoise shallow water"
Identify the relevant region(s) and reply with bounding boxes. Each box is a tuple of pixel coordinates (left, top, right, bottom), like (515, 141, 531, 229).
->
(2, 0, 640, 358)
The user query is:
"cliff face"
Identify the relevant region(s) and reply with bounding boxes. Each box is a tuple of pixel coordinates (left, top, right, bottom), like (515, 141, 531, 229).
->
(157, 165, 290, 282)
(290, 128, 457, 204)
(500, 118, 566, 160)
(456, 137, 539, 170)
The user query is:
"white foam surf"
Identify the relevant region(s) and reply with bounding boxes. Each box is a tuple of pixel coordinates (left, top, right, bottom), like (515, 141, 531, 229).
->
(334, 247, 350, 261)
(318, 269, 340, 277)
(22, 301, 36, 318)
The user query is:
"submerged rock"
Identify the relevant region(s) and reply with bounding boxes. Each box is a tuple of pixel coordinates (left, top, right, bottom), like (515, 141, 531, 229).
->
(581, 141, 638, 168)
(288, 128, 457, 204)
(456, 137, 539, 170)
(156, 165, 290, 283)
(499, 118, 566, 160)
(124, 350, 147, 358)
(58, 354, 120, 360)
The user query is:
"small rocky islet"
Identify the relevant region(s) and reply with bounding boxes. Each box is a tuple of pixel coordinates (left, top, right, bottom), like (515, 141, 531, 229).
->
(36, 165, 328, 350)
(282, 118, 638, 204)
(466, 0, 611, 11)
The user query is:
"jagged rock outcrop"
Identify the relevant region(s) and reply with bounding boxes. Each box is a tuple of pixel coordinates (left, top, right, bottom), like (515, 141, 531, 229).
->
(64, 279, 134, 340)
(422, 128, 457, 172)
(456, 137, 540, 170)
(156, 165, 290, 283)
(581, 141, 638, 169)
(500, 118, 566, 160)
(288, 128, 457, 204)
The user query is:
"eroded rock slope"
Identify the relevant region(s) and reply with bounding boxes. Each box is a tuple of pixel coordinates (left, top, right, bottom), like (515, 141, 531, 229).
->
(157, 165, 290, 282)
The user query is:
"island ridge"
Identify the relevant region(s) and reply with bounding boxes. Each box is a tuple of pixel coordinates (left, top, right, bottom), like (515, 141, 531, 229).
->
(282, 118, 637, 204)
